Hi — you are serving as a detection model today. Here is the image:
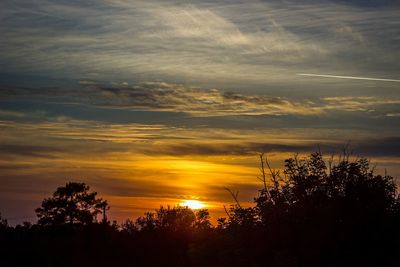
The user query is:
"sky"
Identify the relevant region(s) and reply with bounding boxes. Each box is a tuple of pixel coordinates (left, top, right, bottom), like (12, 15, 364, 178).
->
(1, 0, 400, 224)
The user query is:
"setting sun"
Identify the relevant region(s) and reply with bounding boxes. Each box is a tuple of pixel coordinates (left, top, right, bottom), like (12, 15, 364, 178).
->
(179, 199, 206, 209)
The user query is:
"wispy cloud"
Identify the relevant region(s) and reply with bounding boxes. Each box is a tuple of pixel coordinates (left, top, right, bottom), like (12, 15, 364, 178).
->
(1, 81, 322, 116)
(1, 0, 399, 87)
(1, 116, 399, 157)
(0, 118, 170, 144)
(84, 82, 322, 116)
(3, 81, 400, 118)
(155, 5, 323, 56)
(321, 96, 400, 112)
(149, 138, 400, 158)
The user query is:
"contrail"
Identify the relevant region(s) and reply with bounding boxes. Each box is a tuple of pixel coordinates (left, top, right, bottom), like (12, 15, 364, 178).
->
(297, 73, 400, 83)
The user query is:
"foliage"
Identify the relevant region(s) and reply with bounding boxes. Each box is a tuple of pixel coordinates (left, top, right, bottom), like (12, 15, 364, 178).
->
(250, 152, 400, 266)
(133, 206, 212, 232)
(0, 212, 8, 229)
(194, 209, 212, 230)
(255, 153, 400, 224)
(35, 182, 108, 226)
(1, 151, 399, 267)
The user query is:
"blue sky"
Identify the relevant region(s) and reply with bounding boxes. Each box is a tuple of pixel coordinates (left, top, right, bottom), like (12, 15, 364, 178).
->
(1, 0, 400, 223)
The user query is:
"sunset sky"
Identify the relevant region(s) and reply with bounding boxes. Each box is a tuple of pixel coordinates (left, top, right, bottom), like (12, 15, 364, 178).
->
(1, 0, 400, 224)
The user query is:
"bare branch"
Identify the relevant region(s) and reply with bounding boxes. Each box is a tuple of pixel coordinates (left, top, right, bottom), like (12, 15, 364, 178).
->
(328, 153, 334, 176)
(259, 153, 274, 202)
(223, 205, 231, 218)
(265, 155, 279, 190)
(224, 187, 241, 208)
(259, 153, 267, 191)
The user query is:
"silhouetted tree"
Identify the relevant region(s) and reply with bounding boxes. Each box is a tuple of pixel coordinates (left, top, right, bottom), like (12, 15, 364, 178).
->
(194, 209, 212, 230)
(135, 211, 157, 231)
(35, 182, 108, 226)
(254, 152, 400, 223)
(222, 187, 259, 228)
(120, 218, 137, 235)
(156, 206, 195, 231)
(0, 212, 8, 229)
(216, 217, 228, 229)
(134, 206, 204, 233)
(249, 151, 400, 266)
(2, 150, 399, 267)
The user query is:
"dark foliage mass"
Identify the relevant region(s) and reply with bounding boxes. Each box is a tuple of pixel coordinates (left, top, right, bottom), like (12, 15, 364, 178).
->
(35, 182, 109, 226)
(1, 152, 399, 267)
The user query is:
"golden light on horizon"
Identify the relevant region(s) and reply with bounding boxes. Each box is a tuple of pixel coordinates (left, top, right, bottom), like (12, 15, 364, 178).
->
(179, 199, 206, 210)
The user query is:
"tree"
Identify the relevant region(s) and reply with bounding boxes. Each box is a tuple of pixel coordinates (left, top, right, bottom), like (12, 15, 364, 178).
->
(0, 212, 8, 229)
(154, 206, 196, 232)
(134, 206, 208, 232)
(194, 209, 212, 230)
(121, 218, 138, 235)
(35, 182, 108, 226)
(250, 151, 400, 266)
(221, 187, 259, 229)
(254, 152, 400, 222)
(135, 211, 157, 231)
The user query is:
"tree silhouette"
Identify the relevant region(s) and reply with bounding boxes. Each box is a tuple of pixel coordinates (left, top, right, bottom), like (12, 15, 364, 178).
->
(134, 206, 200, 232)
(248, 152, 400, 266)
(194, 209, 212, 230)
(1, 150, 399, 267)
(0, 212, 8, 229)
(254, 152, 400, 224)
(35, 182, 108, 226)
(156, 206, 196, 231)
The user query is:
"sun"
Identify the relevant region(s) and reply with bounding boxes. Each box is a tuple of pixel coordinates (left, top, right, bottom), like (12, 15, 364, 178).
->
(180, 199, 206, 210)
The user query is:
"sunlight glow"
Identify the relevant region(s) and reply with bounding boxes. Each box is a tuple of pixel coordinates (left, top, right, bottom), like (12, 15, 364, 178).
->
(180, 199, 206, 209)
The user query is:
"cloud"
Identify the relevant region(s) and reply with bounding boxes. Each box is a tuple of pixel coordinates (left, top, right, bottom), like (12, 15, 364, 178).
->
(155, 5, 323, 56)
(157, 6, 251, 47)
(145, 142, 315, 156)
(1, 0, 399, 88)
(8, 79, 400, 119)
(321, 96, 400, 112)
(2, 116, 398, 157)
(0, 118, 170, 144)
(86, 82, 322, 116)
(3, 80, 400, 119)
(353, 137, 400, 157)
(148, 138, 400, 158)
(0, 110, 26, 118)
(385, 113, 400, 117)
(0, 144, 64, 159)
(0, 81, 322, 116)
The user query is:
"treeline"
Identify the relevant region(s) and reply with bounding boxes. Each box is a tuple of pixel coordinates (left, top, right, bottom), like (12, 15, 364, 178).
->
(1, 152, 400, 267)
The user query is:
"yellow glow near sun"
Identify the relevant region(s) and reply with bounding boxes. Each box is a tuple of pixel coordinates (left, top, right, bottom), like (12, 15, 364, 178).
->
(180, 199, 206, 209)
